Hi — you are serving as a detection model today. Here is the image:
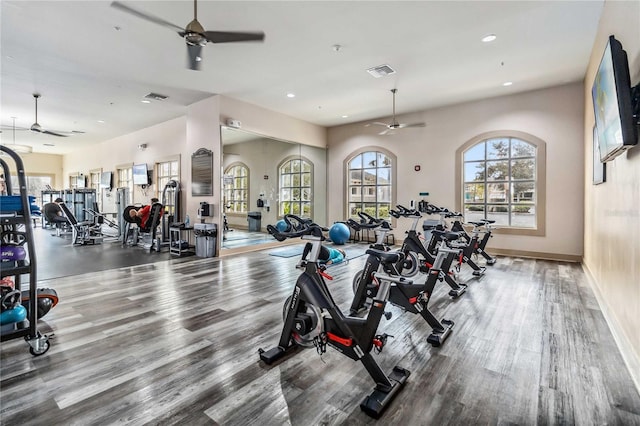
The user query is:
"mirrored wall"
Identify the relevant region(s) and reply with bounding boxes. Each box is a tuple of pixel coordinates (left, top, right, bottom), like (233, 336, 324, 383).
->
(220, 126, 327, 252)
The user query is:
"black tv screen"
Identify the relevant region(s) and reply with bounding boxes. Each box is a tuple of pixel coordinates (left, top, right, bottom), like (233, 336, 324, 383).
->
(591, 35, 637, 162)
(100, 171, 112, 189)
(132, 163, 149, 185)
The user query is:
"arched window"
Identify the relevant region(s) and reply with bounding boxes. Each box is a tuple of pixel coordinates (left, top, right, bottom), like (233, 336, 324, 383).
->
(456, 131, 546, 235)
(346, 149, 395, 220)
(224, 163, 249, 213)
(279, 157, 313, 217)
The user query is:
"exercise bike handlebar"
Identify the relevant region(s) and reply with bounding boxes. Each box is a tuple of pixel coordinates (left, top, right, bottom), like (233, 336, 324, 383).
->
(394, 205, 422, 217)
(348, 217, 390, 230)
(425, 203, 462, 218)
(357, 211, 382, 225)
(282, 214, 316, 231)
(267, 223, 326, 242)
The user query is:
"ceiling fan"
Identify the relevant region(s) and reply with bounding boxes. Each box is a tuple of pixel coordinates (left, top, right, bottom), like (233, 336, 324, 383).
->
(111, 0, 265, 71)
(29, 94, 69, 137)
(368, 89, 426, 135)
(0, 95, 82, 138)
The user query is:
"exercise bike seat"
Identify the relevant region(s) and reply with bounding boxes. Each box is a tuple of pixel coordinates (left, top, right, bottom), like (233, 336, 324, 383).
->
(365, 248, 403, 265)
(480, 219, 496, 224)
(469, 221, 487, 226)
(432, 230, 462, 242)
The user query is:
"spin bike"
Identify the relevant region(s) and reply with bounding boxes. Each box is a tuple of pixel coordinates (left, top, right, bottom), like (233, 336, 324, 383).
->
(392, 205, 467, 297)
(423, 204, 487, 276)
(350, 229, 458, 347)
(450, 219, 497, 265)
(258, 216, 410, 419)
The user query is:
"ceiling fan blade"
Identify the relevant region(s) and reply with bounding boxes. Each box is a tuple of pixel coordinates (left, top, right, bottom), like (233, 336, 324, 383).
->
(365, 122, 390, 128)
(41, 130, 69, 138)
(111, 1, 185, 34)
(397, 122, 426, 129)
(204, 31, 265, 43)
(187, 43, 203, 70)
(0, 125, 29, 131)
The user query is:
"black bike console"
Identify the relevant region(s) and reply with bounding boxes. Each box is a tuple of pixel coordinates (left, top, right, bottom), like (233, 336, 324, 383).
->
(360, 366, 411, 419)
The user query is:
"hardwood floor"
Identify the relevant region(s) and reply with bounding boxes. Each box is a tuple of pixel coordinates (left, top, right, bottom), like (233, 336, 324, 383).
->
(2, 247, 640, 425)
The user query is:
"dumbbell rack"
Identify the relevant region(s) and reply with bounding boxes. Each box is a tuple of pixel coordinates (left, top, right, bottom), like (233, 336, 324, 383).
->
(0, 146, 51, 356)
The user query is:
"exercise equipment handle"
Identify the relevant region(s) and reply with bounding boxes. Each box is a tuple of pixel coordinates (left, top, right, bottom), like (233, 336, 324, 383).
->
(267, 223, 326, 241)
(395, 205, 421, 217)
(357, 211, 382, 225)
(283, 214, 315, 231)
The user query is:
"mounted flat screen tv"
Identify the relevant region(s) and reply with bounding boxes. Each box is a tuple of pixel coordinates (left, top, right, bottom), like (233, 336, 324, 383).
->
(591, 35, 638, 162)
(132, 163, 150, 185)
(100, 171, 112, 189)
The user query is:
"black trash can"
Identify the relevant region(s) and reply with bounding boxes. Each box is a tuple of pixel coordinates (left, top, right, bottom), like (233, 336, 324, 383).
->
(247, 211, 262, 232)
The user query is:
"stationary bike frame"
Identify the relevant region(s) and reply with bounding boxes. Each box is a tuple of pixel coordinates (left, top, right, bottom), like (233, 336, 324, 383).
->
(450, 219, 497, 265)
(350, 233, 457, 347)
(393, 206, 466, 297)
(258, 222, 410, 419)
(423, 204, 487, 276)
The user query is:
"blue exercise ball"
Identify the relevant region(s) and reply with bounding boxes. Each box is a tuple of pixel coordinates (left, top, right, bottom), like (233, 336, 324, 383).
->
(275, 219, 289, 233)
(329, 222, 350, 245)
(0, 304, 27, 325)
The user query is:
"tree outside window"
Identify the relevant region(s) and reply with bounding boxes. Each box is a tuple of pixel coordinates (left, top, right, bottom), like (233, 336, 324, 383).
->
(224, 163, 249, 213)
(279, 157, 312, 217)
(463, 137, 536, 228)
(347, 150, 393, 220)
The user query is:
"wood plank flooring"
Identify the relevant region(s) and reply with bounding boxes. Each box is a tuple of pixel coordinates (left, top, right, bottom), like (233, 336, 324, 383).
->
(2, 247, 640, 425)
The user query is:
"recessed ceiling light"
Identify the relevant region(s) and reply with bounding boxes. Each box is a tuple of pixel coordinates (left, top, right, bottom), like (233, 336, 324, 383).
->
(503, 81, 513, 86)
(341, 115, 349, 118)
(97, 120, 105, 123)
(141, 100, 151, 104)
(286, 93, 295, 98)
(482, 34, 497, 43)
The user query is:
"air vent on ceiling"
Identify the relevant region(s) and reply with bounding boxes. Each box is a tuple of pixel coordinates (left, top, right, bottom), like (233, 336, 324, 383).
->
(144, 92, 168, 101)
(366, 64, 396, 78)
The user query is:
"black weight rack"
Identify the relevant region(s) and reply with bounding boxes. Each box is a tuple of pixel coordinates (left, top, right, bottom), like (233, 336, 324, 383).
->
(0, 145, 51, 356)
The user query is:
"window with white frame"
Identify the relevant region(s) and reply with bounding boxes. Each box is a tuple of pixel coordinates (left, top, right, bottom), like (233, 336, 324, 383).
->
(279, 157, 312, 217)
(155, 159, 179, 200)
(347, 150, 394, 219)
(460, 134, 545, 233)
(89, 169, 101, 204)
(117, 166, 133, 198)
(224, 163, 249, 213)
(9, 174, 53, 205)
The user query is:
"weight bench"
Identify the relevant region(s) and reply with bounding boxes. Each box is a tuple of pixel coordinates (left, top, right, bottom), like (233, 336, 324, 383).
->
(59, 203, 103, 245)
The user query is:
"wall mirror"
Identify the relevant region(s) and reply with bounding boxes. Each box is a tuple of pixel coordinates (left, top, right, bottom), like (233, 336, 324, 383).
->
(220, 126, 327, 253)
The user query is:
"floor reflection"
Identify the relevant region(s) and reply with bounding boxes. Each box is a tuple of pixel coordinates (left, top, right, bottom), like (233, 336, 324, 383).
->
(221, 229, 275, 250)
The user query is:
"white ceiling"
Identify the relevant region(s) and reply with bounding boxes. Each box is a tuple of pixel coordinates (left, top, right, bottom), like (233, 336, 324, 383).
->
(0, 1, 603, 154)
